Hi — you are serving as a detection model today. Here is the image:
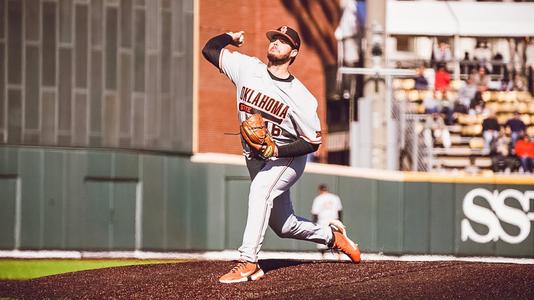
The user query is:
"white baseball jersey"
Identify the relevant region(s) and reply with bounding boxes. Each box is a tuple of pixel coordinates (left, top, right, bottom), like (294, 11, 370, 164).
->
(311, 192, 343, 226)
(216, 47, 332, 264)
(219, 49, 322, 155)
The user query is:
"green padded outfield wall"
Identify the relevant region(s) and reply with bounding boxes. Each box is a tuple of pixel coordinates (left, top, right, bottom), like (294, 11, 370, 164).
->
(1, 146, 534, 258)
(0, 146, 207, 251)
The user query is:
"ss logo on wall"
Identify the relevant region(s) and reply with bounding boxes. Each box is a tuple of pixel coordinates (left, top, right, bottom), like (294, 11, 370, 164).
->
(461, 188, 534, 244)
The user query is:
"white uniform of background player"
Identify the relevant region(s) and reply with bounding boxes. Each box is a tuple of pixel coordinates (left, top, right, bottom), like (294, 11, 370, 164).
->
(203, 26, 361, 284)
(311, 184, 343, 254)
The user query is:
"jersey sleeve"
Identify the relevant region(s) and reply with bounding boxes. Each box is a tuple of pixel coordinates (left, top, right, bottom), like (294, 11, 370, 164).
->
(293, 104, 322, 145)
(219, 49, 257, 86)
(289, 82, 322, 144)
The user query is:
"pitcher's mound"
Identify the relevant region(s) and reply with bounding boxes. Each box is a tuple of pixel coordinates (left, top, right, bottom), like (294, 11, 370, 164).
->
(1, 259, 533, 299)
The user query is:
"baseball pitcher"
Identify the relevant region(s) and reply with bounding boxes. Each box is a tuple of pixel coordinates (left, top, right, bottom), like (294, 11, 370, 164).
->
(202, 26, 361, 284)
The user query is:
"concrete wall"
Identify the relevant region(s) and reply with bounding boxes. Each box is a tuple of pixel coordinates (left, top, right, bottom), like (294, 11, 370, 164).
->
(0, 0, 193, 153)
(1, 146, 533, 257)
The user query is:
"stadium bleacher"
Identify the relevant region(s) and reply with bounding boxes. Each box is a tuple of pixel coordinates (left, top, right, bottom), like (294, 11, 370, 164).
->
(393, 78, 534, 173)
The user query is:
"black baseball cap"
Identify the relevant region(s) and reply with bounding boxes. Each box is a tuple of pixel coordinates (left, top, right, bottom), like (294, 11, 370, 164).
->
(266, 26, 301, 50)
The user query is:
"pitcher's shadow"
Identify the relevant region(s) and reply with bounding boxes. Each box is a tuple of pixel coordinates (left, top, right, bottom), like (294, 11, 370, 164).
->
(257, 259, 308, 273)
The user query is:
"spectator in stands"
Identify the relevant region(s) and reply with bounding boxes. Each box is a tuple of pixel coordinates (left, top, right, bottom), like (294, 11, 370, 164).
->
(490, 132, 518, 173)
(513, 73, 527, 92)
(474, 41, 492, 71)
(434, 41, 452, 64)
(423, 90, 441, 114)
(492, 52, 505, 77)
(500, 76, 513, 92)
(505, 111, 526, 148)
(458, 75, 477, 108)
(526, 39, 534, 95)
(482, 110, 500, 154)
(414, 66, 429, 90)
(464, 156, 480, 175)
(434, 64, 451, 92)
(441, 100, 455, 125)
(431, 113, 451, 149)
(515, 135, 533, 173)
(473, 67, 490, 91)
(469, 91, 485, 115)
(510, 39, 523, 75)
(452, 99, 468, 115)
(460, 52, 475, 75)
(450, 99, 468, 125)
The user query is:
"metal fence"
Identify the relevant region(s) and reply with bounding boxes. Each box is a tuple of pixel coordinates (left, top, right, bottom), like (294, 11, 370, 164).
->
(396, 103, 435, 171)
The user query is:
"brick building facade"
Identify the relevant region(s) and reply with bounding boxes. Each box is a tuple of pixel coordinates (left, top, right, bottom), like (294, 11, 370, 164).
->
(198, 0, 328, 161)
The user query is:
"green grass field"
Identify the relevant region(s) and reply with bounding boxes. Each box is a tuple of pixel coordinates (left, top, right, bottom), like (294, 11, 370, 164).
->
(0, 259, 182, 280)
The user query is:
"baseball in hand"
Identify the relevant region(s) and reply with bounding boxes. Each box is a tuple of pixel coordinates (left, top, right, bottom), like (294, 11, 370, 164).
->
(237, 34, 244, 46)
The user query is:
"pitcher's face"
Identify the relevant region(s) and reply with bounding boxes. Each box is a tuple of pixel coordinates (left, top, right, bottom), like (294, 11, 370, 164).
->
(267, 37, 296, 64)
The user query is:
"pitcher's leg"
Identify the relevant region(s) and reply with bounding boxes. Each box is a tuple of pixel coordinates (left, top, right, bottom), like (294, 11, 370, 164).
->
(238, 157, 301, 262)
(269, 191, 333, 245)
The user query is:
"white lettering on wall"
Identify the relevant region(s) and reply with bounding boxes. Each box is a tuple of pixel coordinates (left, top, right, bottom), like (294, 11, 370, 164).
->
(461, 189, 534, 244)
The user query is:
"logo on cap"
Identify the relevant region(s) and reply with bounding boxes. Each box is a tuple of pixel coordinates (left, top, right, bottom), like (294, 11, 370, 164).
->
(280, 26, 288, 34)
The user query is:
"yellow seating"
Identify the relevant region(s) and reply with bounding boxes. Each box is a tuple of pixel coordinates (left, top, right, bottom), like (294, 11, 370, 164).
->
(469, 137, 484, 149)
(461, 124, 482, 136)
(496, 91, 507, 102)
(416, 104, 425, 114)
(450, 80, 464, 90)
(520, 114, 531, 125)
(392, 87, 534, 173)
(458, 114, 482, 125)
(517, 91, 529, 101)
(402, 79, 415, 90)
(505, 91, 517, 102)
(497, 114, 510, 124)
(499, 102, 514, 113)
(518, 102, 528, 113)
(446, 90, 458, 101)
(420, 90, 432, 100)
(393, 79, 402, 90)
(408, 90, 420, 102)
(482, 91, 492, 102)
(394, 90, 407, 101)
(486, 102, 499, 112)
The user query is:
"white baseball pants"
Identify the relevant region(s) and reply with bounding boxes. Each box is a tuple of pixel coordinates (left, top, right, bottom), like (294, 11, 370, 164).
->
(239, 155, 333, 263)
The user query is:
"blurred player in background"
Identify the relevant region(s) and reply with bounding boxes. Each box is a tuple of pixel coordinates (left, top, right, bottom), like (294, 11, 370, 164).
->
(311, 184, 343, 259)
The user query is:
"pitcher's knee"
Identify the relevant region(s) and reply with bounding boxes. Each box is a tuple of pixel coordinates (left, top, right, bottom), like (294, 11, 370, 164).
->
(276, 221, 299, 239)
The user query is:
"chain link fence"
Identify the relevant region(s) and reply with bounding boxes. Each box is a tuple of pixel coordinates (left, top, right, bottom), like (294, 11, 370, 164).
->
(395, 99, 435, 171)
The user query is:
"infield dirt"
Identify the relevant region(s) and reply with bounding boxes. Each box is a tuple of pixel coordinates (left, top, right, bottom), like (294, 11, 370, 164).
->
(1, 259, 534, 299)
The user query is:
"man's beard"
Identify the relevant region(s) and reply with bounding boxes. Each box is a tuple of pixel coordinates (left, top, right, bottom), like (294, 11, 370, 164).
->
(267, 52, 292, 65)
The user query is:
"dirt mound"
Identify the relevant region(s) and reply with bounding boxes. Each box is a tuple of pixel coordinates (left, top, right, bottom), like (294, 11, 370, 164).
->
(1, 260, 533, 299)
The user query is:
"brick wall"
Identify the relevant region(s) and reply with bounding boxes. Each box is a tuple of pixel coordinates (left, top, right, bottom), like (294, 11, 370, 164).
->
(199, 0, 327, 161)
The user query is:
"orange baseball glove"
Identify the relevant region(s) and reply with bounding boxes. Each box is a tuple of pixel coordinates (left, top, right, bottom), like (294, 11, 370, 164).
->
(240, 114, 276, 159)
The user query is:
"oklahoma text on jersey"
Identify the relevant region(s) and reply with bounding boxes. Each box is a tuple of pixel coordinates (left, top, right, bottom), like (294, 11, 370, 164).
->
(239, 86, 289, 124)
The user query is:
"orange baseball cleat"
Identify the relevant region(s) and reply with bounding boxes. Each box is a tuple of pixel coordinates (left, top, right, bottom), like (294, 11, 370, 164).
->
(219, 261, 265, 283)
(329, 220, 361, 263)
